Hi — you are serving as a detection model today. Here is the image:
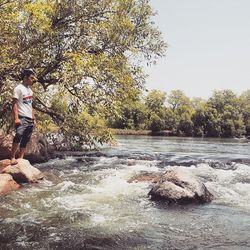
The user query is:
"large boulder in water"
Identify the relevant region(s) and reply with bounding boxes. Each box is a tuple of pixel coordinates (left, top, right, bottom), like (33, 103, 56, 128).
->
(2, 159, 44, 183)
(0, 129, 51, 163)
(148, 167, 213, 205)
(0, 173, 21, 194)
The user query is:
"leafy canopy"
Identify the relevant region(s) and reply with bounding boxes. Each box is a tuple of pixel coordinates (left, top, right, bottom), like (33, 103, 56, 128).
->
(0, 0, 166, 148)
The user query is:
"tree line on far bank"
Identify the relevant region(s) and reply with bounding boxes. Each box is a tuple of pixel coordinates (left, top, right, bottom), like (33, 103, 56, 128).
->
(107, 89, 250, 138)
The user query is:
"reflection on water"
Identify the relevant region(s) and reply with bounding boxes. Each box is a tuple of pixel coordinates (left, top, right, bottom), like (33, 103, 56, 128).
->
(0, 136, 250, 249)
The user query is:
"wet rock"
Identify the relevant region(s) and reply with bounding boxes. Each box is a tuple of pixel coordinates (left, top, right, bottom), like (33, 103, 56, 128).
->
(0, 159, 11, 172)
(209, 161, 238, 170)
(0, 173, 20, 194)
(0, 129, 51, 163)
(87, 152, 107, 157)
(116, 154, 154, 161)
(53, 151, 107, 159)
(2, 159, 44, 183)
(148, 167, 213, 205)
(232, 158, 250, 166)
(77, 157, 96, 163)
(128, 175, 161, 183)
(157, 160, 199, 167)
(118, 159, 137, 166)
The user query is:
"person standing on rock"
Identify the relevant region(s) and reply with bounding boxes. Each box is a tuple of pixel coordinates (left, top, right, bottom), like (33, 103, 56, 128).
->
(10, 68, 37, 165)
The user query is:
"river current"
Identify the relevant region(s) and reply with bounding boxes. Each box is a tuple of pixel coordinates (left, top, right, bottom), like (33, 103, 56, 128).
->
(0, 136, 250, 249)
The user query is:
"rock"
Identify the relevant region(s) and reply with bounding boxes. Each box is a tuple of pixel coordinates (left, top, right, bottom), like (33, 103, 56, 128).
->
(0, 159, 11, 172)
(148, 167, 213, 205)
(0, 129, 51, 163)
(128, 175, 161, 183)
(0, 173, 21, 194)
(2, 159, 44, 183)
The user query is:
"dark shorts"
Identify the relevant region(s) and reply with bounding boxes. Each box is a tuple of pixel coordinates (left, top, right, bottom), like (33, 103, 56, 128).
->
(13, 116, 34, 148)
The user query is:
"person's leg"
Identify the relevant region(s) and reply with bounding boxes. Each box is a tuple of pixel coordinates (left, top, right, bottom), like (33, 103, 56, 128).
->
(10, 120, 25, 165)
(19, 147, 26, 159)
(10, 143, 19, 165)
(19, 119, 34, 159)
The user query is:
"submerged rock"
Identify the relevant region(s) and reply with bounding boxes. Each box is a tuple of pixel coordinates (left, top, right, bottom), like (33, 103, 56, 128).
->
(2, 159, 44, 183)
(148, 167, 213, 205)
(128, 175, 161, 183)
(0, 173, 20, 194)
(0, 129, 51, 163)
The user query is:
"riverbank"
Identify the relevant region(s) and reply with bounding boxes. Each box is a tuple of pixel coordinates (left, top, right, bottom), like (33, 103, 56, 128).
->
(110, 128, 173, 136)
(110, 128, 250, 139)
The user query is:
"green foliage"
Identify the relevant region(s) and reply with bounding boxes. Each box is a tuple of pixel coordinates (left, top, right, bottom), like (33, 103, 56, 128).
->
(205, 90, 245, 137)
(144, 90, 167, 131)
(107, 99, 148, 130)
(149, 113, 165, 132)
(240, 90, 250, 135)
(109, 89, 249, 138)
(192, 107, 206, 137)
(0, 0, 166, 147)
(166, 90, 194, 135)
(145, 90, 166, 113)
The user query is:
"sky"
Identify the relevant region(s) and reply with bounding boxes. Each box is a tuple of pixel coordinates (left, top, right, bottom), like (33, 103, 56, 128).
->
(145, 0, 250, 99)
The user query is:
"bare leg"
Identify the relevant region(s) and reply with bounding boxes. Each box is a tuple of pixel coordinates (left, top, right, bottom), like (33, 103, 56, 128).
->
(19, 147, 26, 159)
(10, 143, 19, 165)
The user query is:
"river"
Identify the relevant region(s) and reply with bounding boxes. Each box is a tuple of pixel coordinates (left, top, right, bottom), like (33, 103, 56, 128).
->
(0, 136, 250, 249)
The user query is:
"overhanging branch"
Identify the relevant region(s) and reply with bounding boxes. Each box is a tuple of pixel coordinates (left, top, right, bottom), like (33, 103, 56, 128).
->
(33, 97, 65, 123)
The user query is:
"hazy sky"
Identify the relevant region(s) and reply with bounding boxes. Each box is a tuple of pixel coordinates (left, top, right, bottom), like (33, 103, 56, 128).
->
(145, 0, 250, 99)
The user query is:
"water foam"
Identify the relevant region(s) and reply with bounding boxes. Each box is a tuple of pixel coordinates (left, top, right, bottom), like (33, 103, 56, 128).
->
(187, 163, 250, 210)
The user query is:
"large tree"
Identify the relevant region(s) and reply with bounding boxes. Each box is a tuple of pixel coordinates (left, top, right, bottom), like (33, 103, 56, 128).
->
(145, 90, 166, 131)
(0, 0, 166, 148)
(239, 89, 250, 136)
(208, 90, 245, 137)
(167, 90, 194, 135)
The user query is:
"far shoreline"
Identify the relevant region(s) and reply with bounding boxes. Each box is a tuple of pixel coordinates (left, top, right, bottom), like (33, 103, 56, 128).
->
(110, 129, 250, 139)
(110, 129, 172, 136)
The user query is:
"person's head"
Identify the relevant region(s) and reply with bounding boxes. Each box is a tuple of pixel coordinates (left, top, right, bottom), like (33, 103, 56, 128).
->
(21, 68, 37, 86)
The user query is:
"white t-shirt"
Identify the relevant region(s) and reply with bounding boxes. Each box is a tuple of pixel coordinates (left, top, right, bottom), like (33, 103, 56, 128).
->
(13, 83, 33, 118)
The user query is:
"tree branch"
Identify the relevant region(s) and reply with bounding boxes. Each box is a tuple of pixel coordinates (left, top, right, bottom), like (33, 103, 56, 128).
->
(33, 97, 65, 123)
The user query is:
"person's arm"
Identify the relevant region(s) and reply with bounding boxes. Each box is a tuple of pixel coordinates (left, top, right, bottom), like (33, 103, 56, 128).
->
(12, 98, 21, 125)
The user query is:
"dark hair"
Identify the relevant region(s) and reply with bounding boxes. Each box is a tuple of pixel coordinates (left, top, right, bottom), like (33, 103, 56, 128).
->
(21, 68, 36, 80)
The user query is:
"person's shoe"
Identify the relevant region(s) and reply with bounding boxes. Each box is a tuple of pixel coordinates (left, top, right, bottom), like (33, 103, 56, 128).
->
(10, 158, 18, 165)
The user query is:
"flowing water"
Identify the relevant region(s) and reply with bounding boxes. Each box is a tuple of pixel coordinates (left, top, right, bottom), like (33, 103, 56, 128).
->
(1, 136, 250, 250)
